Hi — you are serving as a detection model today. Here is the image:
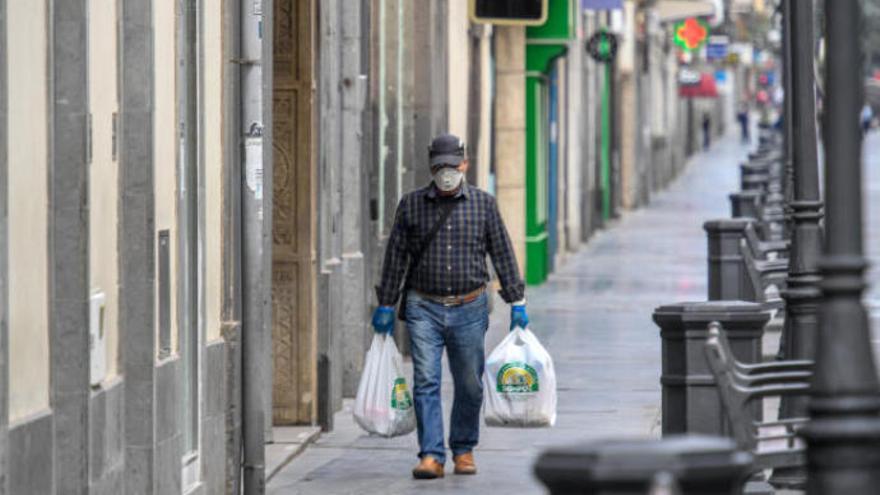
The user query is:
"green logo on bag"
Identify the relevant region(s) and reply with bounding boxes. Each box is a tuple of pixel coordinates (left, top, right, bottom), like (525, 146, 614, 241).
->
(391, 378, 413, 410)
(496, 362, 539, 394)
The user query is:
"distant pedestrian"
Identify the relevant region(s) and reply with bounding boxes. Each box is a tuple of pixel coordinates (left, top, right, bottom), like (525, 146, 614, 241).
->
(702, 113, 711, 150)
(861, 103, 874, 135)
(737, 105, 750, 143)
(371, 133, 528, 480)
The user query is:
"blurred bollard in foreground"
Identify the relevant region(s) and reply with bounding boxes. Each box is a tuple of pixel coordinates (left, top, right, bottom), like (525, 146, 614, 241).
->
(533, 436, 752, 495)
(648, 471, 681, 495)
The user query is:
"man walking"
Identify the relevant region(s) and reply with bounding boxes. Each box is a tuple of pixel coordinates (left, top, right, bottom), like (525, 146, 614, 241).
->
(371, 133, 528, 480)
(702, 113, 711, 150)
(737, 104, 750, 143)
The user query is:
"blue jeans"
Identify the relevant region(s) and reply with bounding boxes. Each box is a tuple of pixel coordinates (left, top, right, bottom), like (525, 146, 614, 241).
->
(406, 290, 489, 464)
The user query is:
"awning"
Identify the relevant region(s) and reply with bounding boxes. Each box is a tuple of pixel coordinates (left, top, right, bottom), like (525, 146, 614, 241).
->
(679, 73, 719, 98)
(656, 0, 716, 22)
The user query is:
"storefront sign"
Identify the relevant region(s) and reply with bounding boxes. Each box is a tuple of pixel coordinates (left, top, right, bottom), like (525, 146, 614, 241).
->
(673, 17, 710, 52)
(706, 35, 729, 60)
(586, 30, 618, 63)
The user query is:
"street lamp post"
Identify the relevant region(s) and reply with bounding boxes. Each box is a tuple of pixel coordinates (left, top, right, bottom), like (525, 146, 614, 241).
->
(801, 0, 880, 492)
(778, 0, 823, 413)
(781, 0, 795, 219)
(771, 0, 823, 486)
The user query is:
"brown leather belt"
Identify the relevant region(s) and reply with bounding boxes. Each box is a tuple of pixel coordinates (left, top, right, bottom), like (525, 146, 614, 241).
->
(415, 286, 486, 307)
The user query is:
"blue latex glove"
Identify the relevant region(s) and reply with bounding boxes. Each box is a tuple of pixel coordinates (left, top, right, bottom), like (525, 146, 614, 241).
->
(510, 304, 529, 330)
(372, 306, 396, 334)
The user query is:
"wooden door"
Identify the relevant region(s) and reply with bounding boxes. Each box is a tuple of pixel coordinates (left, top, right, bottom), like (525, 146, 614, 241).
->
(272, 0, 317, 425)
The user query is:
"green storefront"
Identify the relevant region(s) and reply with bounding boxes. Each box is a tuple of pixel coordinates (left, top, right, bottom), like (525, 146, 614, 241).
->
(525, 0, 574, 284)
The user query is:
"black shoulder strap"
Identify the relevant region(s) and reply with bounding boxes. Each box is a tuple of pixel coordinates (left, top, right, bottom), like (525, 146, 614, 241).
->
(406, 199, 459, 280)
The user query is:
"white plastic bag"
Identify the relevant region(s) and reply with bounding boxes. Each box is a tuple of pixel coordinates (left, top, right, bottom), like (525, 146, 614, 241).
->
(353, 334, 417, 437)
(483, 327, 557, 427)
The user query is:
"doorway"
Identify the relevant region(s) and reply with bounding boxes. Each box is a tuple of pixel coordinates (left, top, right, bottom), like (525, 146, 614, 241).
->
(271, 0, 318, 425)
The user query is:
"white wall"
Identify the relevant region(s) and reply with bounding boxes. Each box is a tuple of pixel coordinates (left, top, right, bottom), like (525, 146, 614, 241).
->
(154, 0, 179, 355)
(7, 0, 50, 421)
(447, 0, 471, 138)
(204, 0, 224, 342)
(88, 0, 121, 380)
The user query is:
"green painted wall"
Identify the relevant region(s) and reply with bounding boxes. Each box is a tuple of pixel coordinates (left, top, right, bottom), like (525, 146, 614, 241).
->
(525, 75, 548, 284)
(524, 0, 573, 284)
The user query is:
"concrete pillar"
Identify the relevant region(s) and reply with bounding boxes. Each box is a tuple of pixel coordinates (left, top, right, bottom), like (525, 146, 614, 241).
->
(317, 0, 345, 425)
(339, 0, 369, 398)
(221, 0, 242, 489)
(446, 0, 469, 138)
(411, 0, 447, 189)
(617, 2, 638, 211)
(581, 11, 598, 240)
(399, 0, 416, 194)
(565, 37, 583, 251)
(494, 26, 527, 276)
(49, 0, 90, 491)
(119, 0, 156, 491)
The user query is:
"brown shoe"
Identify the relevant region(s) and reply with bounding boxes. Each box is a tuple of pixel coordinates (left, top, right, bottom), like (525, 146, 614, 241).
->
(412, 456, 445, 479)
(453, 452, 477, 475)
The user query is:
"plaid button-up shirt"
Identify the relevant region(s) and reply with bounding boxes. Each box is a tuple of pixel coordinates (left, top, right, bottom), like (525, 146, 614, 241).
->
(375, 182, 525, 306)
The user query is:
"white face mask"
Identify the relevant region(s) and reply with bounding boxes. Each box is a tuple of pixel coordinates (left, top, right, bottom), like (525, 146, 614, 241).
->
(433, 168, 463, 192)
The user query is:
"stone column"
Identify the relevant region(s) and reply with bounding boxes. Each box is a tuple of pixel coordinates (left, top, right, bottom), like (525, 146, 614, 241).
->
(339, 0, 369, 398)
(49, 1, 90, 491)
(317, 0, 344, 427)
(120, 0, 156, 491)
(493, 26, 527, 276)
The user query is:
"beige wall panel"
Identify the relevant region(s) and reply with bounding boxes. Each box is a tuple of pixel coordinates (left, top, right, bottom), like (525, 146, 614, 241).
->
(88, 0, 121, 379)
(447, 0, 470, 137)
(7, 0, 50, 421)
(493, 26, 526, 276)
(476, 32, 493, 190)
(154, 0, 179, 354)
(204, 0, 223, 342)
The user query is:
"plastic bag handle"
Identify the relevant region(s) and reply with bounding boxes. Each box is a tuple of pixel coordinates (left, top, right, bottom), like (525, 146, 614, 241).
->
(511, 326, 528, 345)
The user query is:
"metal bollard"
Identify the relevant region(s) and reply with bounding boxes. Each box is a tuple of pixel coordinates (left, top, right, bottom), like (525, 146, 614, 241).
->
(534, 435, 753, 495)
(704, 219, 754, 301)
(740, 161, 770, 179)
(729, 191, 761, 219)
(653, 301, 770, 436)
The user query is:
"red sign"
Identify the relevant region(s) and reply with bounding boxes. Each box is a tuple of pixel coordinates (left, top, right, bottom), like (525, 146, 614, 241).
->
(673, 18, 710, 52)
(679, 73, 718, 99)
